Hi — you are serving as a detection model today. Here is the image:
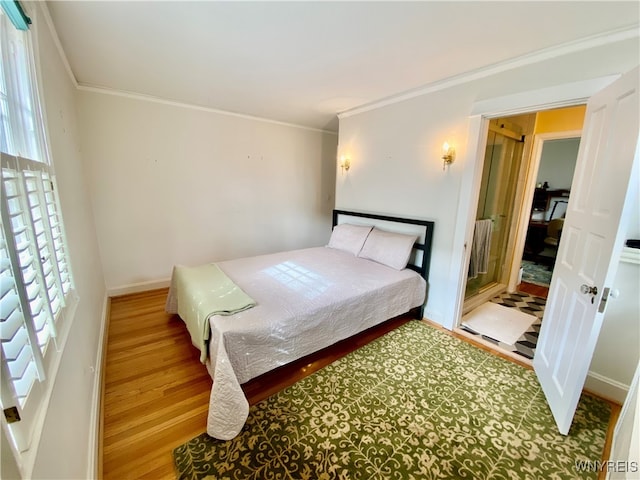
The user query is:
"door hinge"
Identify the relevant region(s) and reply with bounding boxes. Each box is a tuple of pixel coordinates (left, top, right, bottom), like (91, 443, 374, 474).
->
(3, 406, 21, 423)
(597, 287, 611, 313)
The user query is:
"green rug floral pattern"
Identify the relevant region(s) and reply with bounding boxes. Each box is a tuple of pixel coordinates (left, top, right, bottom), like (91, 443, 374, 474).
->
(174, 321, 610, 479)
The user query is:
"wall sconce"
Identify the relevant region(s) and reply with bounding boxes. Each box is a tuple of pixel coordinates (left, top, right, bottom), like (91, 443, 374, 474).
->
(339, 155, 351, 174)
(442, 142, 455, 170)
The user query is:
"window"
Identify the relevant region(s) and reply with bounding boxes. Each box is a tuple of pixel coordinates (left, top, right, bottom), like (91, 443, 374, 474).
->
(0, 3, 76, 456)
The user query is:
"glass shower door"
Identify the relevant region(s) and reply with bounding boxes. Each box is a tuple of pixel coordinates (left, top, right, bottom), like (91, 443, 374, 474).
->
(465, 125, 523, 299)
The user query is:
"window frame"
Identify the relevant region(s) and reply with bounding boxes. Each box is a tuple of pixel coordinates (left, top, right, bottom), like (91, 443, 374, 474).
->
(0, 3, 78, 475)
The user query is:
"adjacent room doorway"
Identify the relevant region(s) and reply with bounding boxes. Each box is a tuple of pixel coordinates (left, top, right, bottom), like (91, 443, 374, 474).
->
(459, 113, 583, 362)
(455, 68, 639, 435)
(462, 107, 584, 315)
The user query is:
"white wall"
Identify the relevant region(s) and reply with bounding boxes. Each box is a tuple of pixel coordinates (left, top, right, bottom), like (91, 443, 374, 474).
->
(586, 253, 640, 402)
(1, 428, 20, 479)
(586, 184, 640, 403)
(77, 91, 337, 291)
(536, 137, 580, 190)
(17, 4, 107, 479)
(337, 86, 470, 324)
(336, 36, 638, 370)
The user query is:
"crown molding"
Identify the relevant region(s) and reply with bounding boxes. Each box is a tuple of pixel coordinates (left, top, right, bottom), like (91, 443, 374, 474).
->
(338, 25, 640, 120)
(76, 84, 336, 135)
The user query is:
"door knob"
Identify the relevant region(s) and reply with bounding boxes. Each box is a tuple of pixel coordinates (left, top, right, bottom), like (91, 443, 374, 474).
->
(580, 284, 598, 303)
(580, 284, 598, 295)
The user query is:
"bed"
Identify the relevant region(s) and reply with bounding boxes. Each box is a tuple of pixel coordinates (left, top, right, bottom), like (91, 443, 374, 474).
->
(165, 209, 435, 440)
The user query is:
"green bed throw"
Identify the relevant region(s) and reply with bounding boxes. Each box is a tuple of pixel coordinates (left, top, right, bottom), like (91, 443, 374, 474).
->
(174, 263, 256, 363)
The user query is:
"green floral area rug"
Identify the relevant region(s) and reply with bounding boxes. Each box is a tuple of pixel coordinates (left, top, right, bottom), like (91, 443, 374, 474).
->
(173, 321, 610, 479)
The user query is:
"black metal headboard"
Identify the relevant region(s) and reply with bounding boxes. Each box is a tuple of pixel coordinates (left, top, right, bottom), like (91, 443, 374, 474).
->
(332, 209, 435, 292)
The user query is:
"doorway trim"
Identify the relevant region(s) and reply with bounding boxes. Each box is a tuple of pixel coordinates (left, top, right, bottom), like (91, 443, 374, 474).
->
(446, 75, 620, 331)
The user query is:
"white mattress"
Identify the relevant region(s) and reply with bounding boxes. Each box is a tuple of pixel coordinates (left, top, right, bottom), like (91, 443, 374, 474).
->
(172, 246, 426, 439)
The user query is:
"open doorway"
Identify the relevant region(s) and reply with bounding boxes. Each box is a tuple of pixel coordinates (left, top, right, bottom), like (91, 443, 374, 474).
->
(458, 105, 585, 362)
(450, 69, 639, 435)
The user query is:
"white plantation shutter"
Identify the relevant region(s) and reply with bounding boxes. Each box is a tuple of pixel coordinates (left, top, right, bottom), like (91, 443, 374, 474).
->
(0, 4, 77, 458)
(0, 155, 77, 451)
(0, 208, 46, 451)
(0, 224, 43, 402)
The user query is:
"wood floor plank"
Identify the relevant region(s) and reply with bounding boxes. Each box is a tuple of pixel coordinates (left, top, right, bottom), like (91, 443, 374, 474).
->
(517, 281, 549, 298)
(103, 390, 211, 442)
(104, 375, 211, 420)
(102, 289, 210, 479)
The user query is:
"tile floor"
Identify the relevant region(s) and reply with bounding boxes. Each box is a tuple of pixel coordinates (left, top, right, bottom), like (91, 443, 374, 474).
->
(460, 291, 546, 360)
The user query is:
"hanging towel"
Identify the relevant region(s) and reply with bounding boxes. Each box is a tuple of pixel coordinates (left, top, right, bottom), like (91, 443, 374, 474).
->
(468, 219, 493, 279)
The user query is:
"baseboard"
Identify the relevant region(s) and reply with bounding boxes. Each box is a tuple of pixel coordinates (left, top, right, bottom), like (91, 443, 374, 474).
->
(107, 278, 171, 297)
(87, 294, 110, 480)
(585, 370, 630, 405)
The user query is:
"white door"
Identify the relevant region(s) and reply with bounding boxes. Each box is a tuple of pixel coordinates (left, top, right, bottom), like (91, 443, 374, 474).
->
(533, 66, 639, 435)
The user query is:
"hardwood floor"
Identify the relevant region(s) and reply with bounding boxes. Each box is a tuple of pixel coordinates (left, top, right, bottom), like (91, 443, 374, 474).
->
(517, 280, 549, 298)
(101, 288, 410, 479)
(102, 289, 210, 479)
(101, 288, 616, 479)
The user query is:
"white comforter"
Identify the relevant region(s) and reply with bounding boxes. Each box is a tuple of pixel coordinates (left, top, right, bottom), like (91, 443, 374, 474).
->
(167, 246, 426, 440)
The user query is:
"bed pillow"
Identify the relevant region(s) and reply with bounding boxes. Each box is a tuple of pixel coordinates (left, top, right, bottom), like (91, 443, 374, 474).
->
(327, 223, 373, 256)
(358, 228, 417, 270)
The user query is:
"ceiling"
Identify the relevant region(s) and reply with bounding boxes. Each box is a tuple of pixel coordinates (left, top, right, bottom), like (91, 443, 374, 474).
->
(46, 1, 639, 132)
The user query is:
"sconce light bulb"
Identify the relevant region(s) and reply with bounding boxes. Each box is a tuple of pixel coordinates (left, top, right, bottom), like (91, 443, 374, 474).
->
(340, 155, 351, 173)
(442, 142, 455, 170)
